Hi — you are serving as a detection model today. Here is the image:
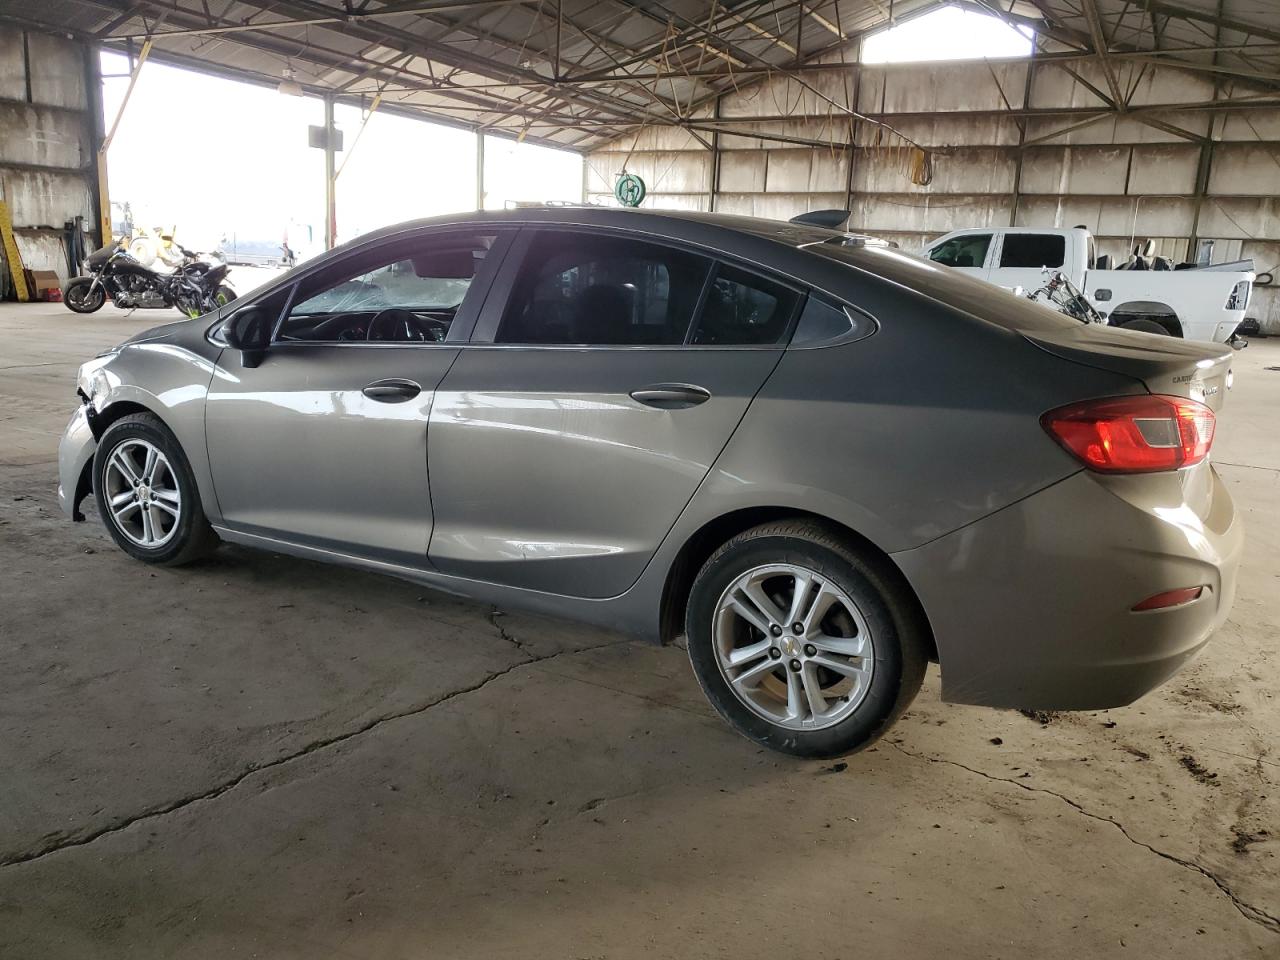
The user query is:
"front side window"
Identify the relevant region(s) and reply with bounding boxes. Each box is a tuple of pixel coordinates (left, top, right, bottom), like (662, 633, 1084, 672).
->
(279, 232, 497, 343)
(497, 232, 710, 345)
(690, 263, 800, 345)
(999, 233, 1066, 269)
(928, 233, 992, 269)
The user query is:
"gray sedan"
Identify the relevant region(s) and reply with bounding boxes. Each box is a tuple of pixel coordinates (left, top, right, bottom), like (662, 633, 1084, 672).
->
(58, 207, 1241, 757)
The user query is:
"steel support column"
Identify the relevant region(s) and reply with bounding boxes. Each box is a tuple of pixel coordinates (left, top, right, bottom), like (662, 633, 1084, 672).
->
(843, 39, 862, 216)
(323, 94, 337, 249)
(708, 95, 722, 212)
(1187, 0, 1225, 260)
(476, 130, 485, 210)
(1011, 57, 1036, 227)
(84, 39, 108, 247)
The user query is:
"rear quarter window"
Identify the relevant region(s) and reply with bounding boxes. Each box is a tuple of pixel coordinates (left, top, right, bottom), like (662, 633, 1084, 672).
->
(810, 244, 1081, 335)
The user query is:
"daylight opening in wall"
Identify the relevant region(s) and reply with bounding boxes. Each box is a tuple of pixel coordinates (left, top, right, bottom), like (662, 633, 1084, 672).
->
(860, 5, 1034, 64)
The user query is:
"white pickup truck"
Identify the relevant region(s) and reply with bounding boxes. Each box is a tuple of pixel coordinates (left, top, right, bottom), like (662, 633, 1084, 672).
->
(923, 226, 1254, 344)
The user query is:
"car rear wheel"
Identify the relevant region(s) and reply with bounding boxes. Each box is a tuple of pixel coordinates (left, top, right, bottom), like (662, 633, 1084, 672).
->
(93, 413, 219, 565)
(686, 520, 928, 758)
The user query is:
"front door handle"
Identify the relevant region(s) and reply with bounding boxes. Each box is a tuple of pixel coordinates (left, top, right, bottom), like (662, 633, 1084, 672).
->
(362, 378, 421, 403)
(629, 383, 711, 410)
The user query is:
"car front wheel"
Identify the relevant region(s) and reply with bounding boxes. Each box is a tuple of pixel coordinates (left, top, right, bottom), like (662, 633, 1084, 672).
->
(686, 520, 928, 758)
(92, 412, 219, 565)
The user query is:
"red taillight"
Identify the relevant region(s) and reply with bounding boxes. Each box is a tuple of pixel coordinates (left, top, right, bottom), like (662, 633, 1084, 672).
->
(1041, 395, 1215, 474)
(1132, 586, 1204, 611)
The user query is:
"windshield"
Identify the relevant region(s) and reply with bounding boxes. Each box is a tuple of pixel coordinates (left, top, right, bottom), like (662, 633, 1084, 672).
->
(809, 243, 1080, 334)
(290, 264, 469, 314)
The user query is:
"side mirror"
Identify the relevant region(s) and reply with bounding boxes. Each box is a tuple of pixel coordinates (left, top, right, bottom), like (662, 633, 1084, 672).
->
(223, 306, 271, 368)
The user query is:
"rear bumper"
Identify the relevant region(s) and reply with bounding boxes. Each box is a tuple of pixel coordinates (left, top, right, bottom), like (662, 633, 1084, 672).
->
(57, 404, 97, 521)
(1211, 317, 1243, 343)
(892, 464, 1241, 710)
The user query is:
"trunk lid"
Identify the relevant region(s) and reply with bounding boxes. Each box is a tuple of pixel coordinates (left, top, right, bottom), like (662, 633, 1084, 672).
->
(1024, 324, 1232, 412)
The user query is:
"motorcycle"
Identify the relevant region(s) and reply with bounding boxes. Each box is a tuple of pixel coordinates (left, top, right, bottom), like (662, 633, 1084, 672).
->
(62, 243, 236, 317)
(1024, 269, 1104, 325)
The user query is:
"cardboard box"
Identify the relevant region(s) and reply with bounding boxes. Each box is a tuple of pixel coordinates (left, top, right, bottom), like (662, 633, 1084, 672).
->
(26, 270, 61, 300)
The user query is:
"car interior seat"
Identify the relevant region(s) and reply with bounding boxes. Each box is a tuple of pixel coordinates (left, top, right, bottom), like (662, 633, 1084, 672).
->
(573, 285, 634, 344)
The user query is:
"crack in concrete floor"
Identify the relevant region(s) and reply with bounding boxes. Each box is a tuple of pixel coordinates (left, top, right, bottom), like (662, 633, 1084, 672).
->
(487, 608, 535, 655)
(0, 638, 627, 871)
(886, 740, 1280, 935)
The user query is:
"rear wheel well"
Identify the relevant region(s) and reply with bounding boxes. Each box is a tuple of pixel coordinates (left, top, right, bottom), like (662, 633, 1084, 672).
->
(659, 507, 938, 662)
(1110, 303, 1183, 337)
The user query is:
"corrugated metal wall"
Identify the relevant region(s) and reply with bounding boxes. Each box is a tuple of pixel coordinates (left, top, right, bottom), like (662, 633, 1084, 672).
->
(0, 28, 98, 285)
(586, 54, 1280, 334)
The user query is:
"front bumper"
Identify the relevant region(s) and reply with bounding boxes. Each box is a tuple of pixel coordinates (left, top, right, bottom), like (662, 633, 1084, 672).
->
(57, 403, 97, 521)
(892, 464, 1241, 710)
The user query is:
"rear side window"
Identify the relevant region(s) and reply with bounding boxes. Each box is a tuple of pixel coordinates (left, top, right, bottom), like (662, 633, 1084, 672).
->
(1000, 233, 1066, 268)
(690, 263, 800, 345)
(928, 234, 991, 268)
(790, 295, 875, 346)
(497, 232, 710, 345)
(810, 243, 1080, 335)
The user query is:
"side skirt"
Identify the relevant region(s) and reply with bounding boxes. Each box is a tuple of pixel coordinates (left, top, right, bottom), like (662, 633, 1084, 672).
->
(212, 526, 654, 642)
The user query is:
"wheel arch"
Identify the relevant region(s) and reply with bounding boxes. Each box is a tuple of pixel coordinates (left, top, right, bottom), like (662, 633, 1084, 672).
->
(1110, 301, 1183, 337)
(658, 506, 939, 663)
(88, 399, 162, 441)
(68, 399, 175, 520)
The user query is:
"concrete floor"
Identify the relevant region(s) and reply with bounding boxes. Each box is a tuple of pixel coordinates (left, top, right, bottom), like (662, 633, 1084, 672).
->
(1, 300, 1277, 959)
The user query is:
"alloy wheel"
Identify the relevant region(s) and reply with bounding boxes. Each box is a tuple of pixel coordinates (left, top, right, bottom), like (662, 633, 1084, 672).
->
(102, 438, 182, 548)
(713, 563, 875, 730)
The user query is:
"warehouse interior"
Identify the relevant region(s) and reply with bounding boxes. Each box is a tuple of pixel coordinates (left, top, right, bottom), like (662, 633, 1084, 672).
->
(1, 1, 1278, 957)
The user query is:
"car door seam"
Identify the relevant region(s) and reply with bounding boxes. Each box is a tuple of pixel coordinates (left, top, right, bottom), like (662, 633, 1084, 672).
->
(612, 347, 792, 598)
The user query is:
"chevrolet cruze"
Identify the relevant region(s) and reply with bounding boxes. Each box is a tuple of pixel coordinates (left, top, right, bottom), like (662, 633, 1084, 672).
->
(58, 207, 1241, 757)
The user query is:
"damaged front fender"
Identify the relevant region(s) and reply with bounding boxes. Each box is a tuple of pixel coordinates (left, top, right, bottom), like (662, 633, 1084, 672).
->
(57, 404, 97, 522)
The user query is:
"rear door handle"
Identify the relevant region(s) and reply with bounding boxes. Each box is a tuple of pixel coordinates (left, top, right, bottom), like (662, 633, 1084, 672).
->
(362, 378, 421, 403)
(629, 383, 711, 410)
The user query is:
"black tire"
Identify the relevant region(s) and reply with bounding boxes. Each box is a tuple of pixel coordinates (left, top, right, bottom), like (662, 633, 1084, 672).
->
(63, 278, 106, 314)
(214, 284, 237, 308)
(174, 292, 202, 318)
(92, 412, 219, 566)
(686, 519, 928, 758)
(1118, 317, 1171, 335)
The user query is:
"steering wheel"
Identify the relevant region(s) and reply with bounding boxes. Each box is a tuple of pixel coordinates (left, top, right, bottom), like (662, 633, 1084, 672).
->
(366, 308, 446, 342)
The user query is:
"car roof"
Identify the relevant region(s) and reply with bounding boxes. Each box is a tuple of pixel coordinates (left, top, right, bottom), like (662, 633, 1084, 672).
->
(327, 205, 872, 255)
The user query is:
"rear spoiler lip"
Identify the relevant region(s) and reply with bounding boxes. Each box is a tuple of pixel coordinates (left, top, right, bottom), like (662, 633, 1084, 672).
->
(1020, 326, 1232, 412)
